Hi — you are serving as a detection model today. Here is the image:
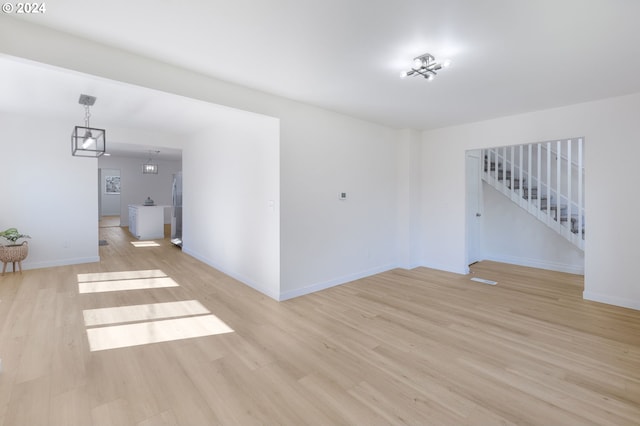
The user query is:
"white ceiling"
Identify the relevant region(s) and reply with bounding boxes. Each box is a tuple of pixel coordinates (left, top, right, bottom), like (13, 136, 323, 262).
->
(0, 55, 228, 160)
(6, 0, 640, 134)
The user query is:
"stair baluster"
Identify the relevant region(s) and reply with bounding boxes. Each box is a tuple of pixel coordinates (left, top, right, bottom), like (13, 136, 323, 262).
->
(481, 138, 584, 250)
(546, 141, 552, 225)
(578, 139, 584, 239)
(567, 140, 572, 240)
(556, 140, 561, 225)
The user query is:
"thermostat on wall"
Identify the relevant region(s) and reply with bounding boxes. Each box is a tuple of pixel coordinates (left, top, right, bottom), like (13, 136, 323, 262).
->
(338, 192, 347, 200)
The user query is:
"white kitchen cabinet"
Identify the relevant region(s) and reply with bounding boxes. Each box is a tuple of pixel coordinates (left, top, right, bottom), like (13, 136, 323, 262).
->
(128, 205, 169, 240)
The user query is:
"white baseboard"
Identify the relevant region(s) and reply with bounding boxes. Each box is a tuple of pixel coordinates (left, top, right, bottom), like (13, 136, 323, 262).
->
(182, 248, 280, 301)
(484, 254, 584, 275)
(583, 291, 640, 311)
(396, 262, 422, 270)
(20, 256, 100, 271)
(279, 263, 399, 301)
(419, 261, 469, 276)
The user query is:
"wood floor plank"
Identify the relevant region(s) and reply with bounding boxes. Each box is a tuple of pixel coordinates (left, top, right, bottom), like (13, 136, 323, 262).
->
(91, 398, 136, 426)
(49, 386, 93, 426)
(0, 225, 639, 425)
(135, 343, 222, 425)
(3, 375, 50, 425)
(136, 410, 179, 426)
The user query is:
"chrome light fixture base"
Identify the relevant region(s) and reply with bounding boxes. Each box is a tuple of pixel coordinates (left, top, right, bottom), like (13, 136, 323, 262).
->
(401, 53, 450, 80)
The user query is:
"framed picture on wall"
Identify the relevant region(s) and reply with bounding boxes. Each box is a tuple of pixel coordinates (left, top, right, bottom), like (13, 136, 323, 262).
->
(105, 176, 121, 194)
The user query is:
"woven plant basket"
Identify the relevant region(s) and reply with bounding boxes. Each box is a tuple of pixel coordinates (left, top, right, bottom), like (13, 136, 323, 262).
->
(0, 241, 29, 275)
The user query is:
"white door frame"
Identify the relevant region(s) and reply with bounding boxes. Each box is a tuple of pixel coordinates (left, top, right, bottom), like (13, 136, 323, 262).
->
(465, 150, 484, 269)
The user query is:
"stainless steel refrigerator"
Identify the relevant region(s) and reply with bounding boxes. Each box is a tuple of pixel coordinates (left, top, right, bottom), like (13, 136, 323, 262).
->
(171, 171, 183, 247)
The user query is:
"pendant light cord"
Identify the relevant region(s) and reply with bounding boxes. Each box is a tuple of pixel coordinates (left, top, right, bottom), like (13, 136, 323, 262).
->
(84, 104, 91, 128)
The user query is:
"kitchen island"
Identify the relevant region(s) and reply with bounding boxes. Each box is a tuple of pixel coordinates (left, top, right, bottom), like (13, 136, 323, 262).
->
(128, 204, 170, 240)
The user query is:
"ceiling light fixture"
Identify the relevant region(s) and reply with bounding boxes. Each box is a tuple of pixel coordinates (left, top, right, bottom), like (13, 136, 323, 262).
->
(71, 94, 106, 157)
(143, 150, 160, 174)
(400, 53, 450, 80)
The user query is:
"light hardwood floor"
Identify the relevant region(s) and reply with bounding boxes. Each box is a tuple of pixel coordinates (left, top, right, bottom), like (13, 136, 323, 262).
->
(0, 226, 639, 425)
(98, 216, 121, 228)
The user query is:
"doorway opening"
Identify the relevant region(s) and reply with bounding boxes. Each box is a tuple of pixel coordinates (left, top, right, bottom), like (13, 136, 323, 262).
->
(465, 140, 585, 276)
(99, 168, 121, 228)
(466, 150, 483, 269)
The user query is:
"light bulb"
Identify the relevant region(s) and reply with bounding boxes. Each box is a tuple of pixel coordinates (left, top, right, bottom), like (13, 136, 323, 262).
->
(400, 70, 408, 78)
(442, 59, 452, 68)
(412, 58, 424, 69)
(82, 137, 96, 149)
(82, 130, 96, 149)
(427, 74, 435, 81)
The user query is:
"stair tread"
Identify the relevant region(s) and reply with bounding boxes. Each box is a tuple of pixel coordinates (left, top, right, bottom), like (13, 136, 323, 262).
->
(483, 147, 584, 246)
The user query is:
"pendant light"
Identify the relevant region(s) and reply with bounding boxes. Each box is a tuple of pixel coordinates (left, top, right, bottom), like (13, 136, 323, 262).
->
(71, 94, 106, 157)
(143, 150, 159, 174)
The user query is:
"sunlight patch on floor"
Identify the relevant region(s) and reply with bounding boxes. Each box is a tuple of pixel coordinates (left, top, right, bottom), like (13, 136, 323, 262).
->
(78, 277, 179, 294)
(78, 269, 168, 283)
(470, 277, 497, 285)
(130, 241, 161, 247)
(83, 300, 210, 326)
(86, 315, 234, 351)
(78, 269, 233, 351)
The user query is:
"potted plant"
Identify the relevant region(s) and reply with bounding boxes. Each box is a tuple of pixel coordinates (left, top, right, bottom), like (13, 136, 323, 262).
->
(0, 228, 30, 275)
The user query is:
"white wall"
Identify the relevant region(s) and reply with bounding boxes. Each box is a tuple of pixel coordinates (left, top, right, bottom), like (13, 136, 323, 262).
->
(421, 93, 640, 310)
(0, 112, 99, 269)
(278, 106, 399, 299)
(182, 113, 280, 299)
(98, 155, 181, 225)
(482, 183, 584, 274)
(0, 17, 402, 300)
(6, 17, 639, 310)
(396, 129, 422, 269)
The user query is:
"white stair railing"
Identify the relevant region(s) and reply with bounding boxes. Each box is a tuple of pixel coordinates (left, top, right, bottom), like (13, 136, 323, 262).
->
(482, 138, 585, 250)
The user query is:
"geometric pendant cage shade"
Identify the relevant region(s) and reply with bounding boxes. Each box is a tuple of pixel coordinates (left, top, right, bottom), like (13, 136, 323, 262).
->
(142, 150, 160, 174)
(71, 126, 106, 157)
(71, 94, 106, 157)
(142, 163, 158, 174)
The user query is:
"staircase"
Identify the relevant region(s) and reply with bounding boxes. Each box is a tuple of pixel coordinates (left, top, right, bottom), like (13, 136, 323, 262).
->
(482, 138, 585, 250)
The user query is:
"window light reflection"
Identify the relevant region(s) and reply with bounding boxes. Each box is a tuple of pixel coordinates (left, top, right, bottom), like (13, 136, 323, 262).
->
(86, 315, 234, 351)
(78, 270, 234, 352)
(131, 241, 161, 247)
(78, 276, 179, 294)
(83, 300, 210, 326)
(78, 269, 168, 283)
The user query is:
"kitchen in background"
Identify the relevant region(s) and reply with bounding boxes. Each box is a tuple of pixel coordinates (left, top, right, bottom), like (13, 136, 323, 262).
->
(98, 152, 182, 234)
(99, 168, 122, 226)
